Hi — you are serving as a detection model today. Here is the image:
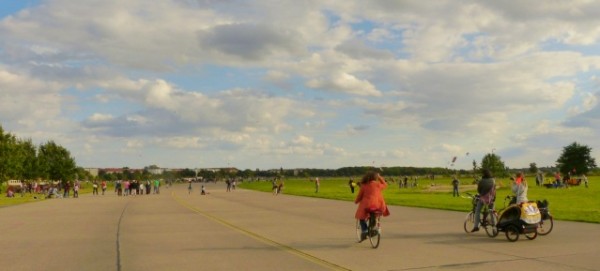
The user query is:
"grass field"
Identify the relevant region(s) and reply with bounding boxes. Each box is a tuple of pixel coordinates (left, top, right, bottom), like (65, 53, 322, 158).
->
(239, 176, 600, 224)
(2, 177, 598, 224)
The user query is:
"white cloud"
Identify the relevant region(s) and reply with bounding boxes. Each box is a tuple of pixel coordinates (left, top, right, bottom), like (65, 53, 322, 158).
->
(306, 72, 381, 96)
(88, 113, 114, 122)
(2, 0, 600, 169)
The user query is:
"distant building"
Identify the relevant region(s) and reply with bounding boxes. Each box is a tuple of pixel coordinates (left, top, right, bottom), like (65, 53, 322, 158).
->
(147, 167, 165, 175)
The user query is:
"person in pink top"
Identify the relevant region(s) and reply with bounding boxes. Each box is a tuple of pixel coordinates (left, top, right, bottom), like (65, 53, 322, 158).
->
(124, 180, 130, 196)
(354, 171, 390, 241)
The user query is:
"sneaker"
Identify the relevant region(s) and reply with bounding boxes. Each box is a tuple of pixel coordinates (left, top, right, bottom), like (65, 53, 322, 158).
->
(471, 227, 479, 232)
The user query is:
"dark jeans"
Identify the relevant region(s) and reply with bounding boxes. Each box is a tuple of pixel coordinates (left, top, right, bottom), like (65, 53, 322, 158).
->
(359, 219, 368, 232)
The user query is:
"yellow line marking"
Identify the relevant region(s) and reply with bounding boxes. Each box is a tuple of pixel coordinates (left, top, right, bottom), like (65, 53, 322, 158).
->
(171, 192, 351, 271)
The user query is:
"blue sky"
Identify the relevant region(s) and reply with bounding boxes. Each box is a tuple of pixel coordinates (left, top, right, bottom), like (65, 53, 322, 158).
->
(1, 1, 599, 171)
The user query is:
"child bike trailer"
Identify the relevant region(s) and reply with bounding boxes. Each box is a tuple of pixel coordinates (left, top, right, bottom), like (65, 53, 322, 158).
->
(496, 201, 541, 242)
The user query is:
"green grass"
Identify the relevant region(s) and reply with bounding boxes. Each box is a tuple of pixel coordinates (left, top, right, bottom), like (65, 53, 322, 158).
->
(240, 176, 600, 223)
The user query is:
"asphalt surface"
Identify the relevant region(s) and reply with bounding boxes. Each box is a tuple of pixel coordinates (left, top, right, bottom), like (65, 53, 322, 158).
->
(0, 182, 598, 271)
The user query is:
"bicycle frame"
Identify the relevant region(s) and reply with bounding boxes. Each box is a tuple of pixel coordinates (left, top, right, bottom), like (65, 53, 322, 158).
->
(463, 192, 498, 237)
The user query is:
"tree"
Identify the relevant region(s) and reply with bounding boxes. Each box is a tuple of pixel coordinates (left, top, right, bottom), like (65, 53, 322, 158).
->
(0, 127, 20, 183)
(529, 162, 538, 174)
(556, 142, 597, 175)
(37, 141, 77, 183)
(480, 153, 507, 177)
(75, 167, 93, 181)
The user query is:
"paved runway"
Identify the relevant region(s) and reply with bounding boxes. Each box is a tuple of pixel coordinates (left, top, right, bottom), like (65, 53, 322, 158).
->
(0, 183, 598, 271)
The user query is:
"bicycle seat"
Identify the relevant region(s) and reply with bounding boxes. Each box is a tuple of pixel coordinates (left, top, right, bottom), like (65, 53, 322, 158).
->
(366, 207, 383, 214)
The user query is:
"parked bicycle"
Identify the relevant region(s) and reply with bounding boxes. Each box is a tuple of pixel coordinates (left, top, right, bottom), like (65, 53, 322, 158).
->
(463, 192, 498, 237)
(356, 209, 382, 248)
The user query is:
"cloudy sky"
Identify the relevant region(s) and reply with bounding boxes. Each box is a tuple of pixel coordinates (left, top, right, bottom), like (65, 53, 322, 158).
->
(1, 1, 599, 171)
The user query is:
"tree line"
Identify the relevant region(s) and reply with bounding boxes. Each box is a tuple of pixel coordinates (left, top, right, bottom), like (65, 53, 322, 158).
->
(0, 126, 77, 185)
(2, 124, 596, 185)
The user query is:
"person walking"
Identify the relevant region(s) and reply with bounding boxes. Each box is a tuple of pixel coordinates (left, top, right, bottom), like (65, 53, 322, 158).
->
(315, 177, 320, 193)
(124, 180, 130, 196)
(73, 181, 79, 198)
(272, 179, 278, 195)
(63, 182, 70, 198)
(535, 171, 544, 186)
(101, 180, 107, 195)
(451, 177, 460, 197)
(92, 181, 99, 195)
(349, 178, 355, 193)
(276, 180, 284, 195)
(130, 180, 137, 196)
(139, 180, 145, 195)
(153, 179, 160, 194)
(188, 180, 193, 194)
(116, 180, 122, 196)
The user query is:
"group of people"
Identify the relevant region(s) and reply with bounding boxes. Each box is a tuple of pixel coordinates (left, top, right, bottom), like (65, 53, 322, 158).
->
(4, 180, 81, 199)
(350, 168, 545, 239)
(113, 180, 156, 196)
(225, 179, 237, 192)
(45, 181, 80, 198)
(552, 171, 589, 188)
(91, 180, 108, 195)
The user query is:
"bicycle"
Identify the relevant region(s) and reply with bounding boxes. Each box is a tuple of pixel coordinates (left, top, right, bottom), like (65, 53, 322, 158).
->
(355, 209, 382, 248)
(463, 192, 498, 237)
(536, 199, 553, 235)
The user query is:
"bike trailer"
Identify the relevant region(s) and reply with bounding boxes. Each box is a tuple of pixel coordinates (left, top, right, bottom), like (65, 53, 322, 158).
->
(520, 201, 541, 224)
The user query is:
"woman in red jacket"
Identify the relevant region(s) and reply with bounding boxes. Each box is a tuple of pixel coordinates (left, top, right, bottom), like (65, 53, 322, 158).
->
(355, 171, 390, 241)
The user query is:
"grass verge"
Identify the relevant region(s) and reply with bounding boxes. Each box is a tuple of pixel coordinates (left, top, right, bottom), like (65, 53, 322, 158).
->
(239, 176, 600, 224)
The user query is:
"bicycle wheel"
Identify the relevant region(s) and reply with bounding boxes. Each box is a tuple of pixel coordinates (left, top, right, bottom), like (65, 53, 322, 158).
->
(463, 212, 475, 234)
(368, 217, 380, 248)
(368, 230, 380, 248)
(505, 225, 519, 242)
(537, 215, 553, 235)
(355, 220, 363, 242)
(525, 230, 537, 240)
(484, 211, 499, 238)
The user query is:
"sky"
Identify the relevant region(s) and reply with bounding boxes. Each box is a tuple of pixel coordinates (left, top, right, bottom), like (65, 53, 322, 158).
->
(1, 0, 599, 171)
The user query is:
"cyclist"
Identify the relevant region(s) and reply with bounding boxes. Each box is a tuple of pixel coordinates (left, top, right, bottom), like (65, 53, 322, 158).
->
(471, 169, 496, 232)
(354, 171, 390, 241)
